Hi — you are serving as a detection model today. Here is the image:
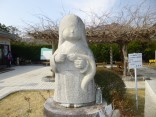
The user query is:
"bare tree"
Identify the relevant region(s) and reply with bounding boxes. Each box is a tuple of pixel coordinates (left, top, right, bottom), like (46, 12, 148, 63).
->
(25, 3, 156, 76)
(86, 4, 156, 76)
(26, 16, 59, 53)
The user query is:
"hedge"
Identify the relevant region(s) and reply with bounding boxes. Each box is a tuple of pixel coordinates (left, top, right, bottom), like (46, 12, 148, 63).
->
(11, 40, 156, 63)
(11, 42, 51, 62)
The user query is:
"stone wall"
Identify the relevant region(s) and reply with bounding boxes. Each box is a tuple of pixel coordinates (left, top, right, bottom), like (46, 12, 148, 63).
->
(144, 80, 156, 117)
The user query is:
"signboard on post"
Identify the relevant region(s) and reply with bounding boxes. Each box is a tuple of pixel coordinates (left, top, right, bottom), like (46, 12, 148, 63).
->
(128, 53, 142, 69)
(40, 48, 52, 60)
(128, 53, 142, 111)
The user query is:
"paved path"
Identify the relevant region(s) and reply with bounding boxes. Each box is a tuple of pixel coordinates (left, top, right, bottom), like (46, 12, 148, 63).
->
(124, 81, 145, 89)
(0, 65, 155, 100)
(124, 66, 156, 89)
(137, 66, 156, 79)
(0, 65, 54, 100)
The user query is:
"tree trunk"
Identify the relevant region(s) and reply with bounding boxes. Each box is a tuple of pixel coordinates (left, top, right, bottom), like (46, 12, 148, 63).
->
(51, 41, 57, 78)
(110, 46, 113, 69)
(122, 44, 128, 76)
(52, 41, 56, 54)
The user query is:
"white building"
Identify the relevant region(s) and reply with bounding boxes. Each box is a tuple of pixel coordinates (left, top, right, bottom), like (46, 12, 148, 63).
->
(0, 31, 15, 67)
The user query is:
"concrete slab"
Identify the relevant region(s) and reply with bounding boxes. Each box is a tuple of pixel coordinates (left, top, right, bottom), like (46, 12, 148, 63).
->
(145, 80, 156, 117)
(124, 81, 145, 89)
(0, 65, 45, 80)
(0, 65, 54, 100)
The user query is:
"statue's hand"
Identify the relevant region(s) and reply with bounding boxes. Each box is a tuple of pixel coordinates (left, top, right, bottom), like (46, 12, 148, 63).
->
(55, 53, 66, 63)
(74, 57, 87, 69)
(67, 54, 76, 61)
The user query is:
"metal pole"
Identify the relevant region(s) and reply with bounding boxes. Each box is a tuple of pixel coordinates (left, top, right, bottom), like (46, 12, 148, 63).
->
(134, 68, 138, 111)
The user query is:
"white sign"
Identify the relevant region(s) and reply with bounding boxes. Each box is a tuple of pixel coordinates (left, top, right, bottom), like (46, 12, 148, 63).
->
(40, 48, 52, 60)
(128, 53, 142, 69)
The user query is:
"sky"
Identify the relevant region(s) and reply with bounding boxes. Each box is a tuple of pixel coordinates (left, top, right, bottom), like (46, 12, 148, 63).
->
(0, 0, 156, 30)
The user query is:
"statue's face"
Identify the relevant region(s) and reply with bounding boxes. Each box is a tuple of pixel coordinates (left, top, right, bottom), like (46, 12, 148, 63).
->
(62, 25, 81, 41)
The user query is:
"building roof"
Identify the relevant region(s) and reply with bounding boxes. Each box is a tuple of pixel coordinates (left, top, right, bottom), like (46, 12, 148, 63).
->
(0, 31, 16, 40)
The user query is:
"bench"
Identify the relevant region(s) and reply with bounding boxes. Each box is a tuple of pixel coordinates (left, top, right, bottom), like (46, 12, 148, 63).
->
(96, 62, 106, 67)
(42, 61, 50, 66)
(149, 59, 156, 64)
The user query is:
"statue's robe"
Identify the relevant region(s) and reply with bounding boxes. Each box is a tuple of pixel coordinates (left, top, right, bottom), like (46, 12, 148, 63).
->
(52, 41, 95, 105)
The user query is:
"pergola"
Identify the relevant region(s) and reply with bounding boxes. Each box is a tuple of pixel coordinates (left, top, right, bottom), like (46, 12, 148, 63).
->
(28, 23, 156, 76)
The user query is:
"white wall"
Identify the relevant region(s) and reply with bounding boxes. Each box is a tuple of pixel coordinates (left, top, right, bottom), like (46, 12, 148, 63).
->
(144, 80, 156, 117)
(0, 38, 11, 49)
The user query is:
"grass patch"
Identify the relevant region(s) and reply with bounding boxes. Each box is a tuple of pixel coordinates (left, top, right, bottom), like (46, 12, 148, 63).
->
(0, 88, 145, 117)
(124, 89, 145, 117)
(0, 90, 53, 117)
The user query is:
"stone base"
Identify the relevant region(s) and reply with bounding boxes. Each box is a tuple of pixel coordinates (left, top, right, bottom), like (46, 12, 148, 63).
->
(44, 97, 105, 117)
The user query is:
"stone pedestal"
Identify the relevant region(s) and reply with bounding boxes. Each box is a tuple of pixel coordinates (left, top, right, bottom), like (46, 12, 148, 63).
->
(44, 97, 105, 117)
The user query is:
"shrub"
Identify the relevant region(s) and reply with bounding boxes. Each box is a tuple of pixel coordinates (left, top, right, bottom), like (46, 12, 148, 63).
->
(94, 67, 126, 104)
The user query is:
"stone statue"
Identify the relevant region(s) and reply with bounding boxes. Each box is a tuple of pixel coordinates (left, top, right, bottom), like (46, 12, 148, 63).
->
(50, 14, 96, 108)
